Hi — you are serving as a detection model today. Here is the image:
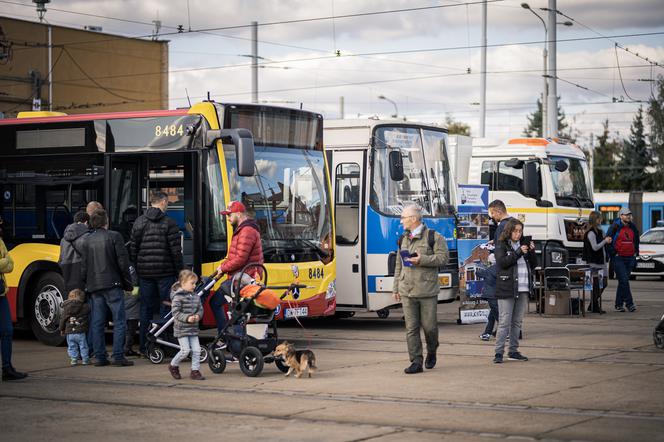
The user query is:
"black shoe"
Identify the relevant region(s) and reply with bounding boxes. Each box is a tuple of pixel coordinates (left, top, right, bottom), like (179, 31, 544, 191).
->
(404, 362, 423, 374)
(493, 353, 503, 364)
(628, 305, 637, 312)
(508, 352, 529, 361)
(124, 350, 140, 358)
(111, 358, 134, 367)
(425, 354, 437, 370)
(94, 360, 110, 367)
(615, 306, 626, 312)
(2, 366, 28, 381)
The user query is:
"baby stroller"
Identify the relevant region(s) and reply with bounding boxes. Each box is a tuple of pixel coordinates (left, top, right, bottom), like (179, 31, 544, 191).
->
(145, 272, 223, 364)
(207, 263, 307, 377)
(655, 313, 664, 349)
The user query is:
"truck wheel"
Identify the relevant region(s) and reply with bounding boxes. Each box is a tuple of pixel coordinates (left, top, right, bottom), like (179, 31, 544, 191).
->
(30, 272, 66, 346)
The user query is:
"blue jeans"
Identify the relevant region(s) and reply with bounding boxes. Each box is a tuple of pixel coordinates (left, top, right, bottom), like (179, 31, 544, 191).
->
(139, 276, 176, 353)
(209, 280, 230, 335)
(170, 335, 201, 371)
(66, 332, 90, 361)
(483, 298, 499, 335)
(91, 287, 127, 362)
(613, 256, 636, 308)
(0, 296, 13, 369)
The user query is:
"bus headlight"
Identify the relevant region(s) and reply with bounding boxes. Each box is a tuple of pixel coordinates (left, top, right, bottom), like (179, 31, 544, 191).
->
(326, 280, 336, 300)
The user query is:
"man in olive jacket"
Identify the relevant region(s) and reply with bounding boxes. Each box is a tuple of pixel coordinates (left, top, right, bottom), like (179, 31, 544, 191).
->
(392, 204, 449, 374)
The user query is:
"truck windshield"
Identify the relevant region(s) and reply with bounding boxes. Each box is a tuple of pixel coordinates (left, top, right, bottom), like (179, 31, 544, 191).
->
(549, 156, 593, 208)
(371, 126, 455, 217)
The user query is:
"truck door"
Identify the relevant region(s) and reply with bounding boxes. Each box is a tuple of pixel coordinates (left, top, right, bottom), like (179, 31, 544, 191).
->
(331, 150, 365, 307)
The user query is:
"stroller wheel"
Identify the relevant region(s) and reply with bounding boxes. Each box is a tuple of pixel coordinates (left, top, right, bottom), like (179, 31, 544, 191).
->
(147, 344, 165, 364)
(239, 346, 264, 377)
(208, 345, 227, 374)
(274, 357, 289, 374)
(199, 345, 209, 363)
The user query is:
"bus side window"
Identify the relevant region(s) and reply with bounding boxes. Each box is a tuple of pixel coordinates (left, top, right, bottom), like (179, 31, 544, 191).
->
(335, 163, 360, 245)
(481, 161, 495, 190)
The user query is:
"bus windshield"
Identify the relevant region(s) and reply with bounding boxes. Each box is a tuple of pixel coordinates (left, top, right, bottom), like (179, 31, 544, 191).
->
(222, 106, 332, 263)
(371, 125, 453, 217)
(549, 156, 593, 208)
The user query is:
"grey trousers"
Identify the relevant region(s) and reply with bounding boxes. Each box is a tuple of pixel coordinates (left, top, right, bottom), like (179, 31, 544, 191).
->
(402, 295, 439, 364)
(495, 293, 529, 355)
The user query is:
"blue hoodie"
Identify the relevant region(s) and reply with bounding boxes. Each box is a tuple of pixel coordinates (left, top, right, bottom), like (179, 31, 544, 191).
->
(475, 262, 496, 299)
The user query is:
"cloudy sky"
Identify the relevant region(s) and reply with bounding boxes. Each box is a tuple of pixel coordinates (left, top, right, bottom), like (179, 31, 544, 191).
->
(3, 0, 663, 145)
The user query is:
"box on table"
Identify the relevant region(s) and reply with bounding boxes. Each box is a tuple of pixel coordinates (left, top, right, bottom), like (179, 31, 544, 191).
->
(545, 290, 570, 315)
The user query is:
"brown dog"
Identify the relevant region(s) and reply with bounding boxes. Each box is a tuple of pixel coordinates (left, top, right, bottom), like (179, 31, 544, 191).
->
(274, 341, 316, 378)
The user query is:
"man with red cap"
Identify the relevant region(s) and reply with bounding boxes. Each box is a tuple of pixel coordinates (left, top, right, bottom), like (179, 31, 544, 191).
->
(210, 201, 264, 334)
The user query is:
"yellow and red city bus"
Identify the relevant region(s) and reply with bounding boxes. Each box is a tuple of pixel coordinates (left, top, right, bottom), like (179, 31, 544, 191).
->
(0, 101, 336, 345)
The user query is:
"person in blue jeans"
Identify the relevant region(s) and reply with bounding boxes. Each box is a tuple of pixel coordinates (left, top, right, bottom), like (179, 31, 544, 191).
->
(59, 289, 91, 365)
(81, 209, 135, 366)
(130, 192, 183, 356)
(476, 253, 498, 341)
(606, 207, 639, 312)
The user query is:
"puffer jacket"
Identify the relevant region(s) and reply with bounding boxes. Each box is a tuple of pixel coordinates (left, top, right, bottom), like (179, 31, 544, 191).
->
(58, 223, 90, 292)
(392, 224, 449, 298)
(0, 238, 13, 297)
(130, 207, 184, 279)
(58, 299, 90, 334)
(494, 239, 538, 299)
(170, 285, 203, 338)
(219, 220, 264, 278)
(81, 228, 133, 293)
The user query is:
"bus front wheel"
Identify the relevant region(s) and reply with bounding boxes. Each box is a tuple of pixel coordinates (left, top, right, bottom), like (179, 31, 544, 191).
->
(29, 272, 66, 346)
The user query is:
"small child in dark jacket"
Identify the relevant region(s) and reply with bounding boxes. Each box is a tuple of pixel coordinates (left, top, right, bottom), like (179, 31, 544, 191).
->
(476, 254, 499, 341)
(59, 289, 91, 365)
(168, 270, 205, 381)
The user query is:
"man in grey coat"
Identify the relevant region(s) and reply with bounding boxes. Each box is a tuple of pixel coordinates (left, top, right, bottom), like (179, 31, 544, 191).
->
(392, 204, 449, 374)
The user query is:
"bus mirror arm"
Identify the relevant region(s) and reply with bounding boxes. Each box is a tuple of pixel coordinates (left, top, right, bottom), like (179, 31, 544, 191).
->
(206, 128, 256, 177)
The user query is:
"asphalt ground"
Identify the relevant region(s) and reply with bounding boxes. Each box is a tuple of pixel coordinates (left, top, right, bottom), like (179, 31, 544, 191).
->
(1, 278, 663, 442)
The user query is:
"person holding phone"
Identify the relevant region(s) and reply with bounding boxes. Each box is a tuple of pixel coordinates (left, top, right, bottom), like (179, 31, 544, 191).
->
(392, 204, 449, 374)
(493, 218, 537, 364)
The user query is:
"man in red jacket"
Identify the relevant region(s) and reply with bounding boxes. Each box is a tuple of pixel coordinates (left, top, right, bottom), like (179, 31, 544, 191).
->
(210, 201, 264, 334)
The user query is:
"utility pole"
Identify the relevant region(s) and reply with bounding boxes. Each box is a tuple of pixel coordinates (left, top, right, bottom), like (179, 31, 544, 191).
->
(479, 0, 487, 137)
(546, 0, 557, 138)
(251, 21, 258, 104)
(339, 96, 345, 119)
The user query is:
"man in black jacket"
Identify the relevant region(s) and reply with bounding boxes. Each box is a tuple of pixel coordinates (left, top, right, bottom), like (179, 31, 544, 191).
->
(81, 209, 134, 367)
(58, 211, 90, 294)
(130, 191, 184, 356)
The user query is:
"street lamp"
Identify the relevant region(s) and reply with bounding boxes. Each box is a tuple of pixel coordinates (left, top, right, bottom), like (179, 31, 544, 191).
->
(521, 3, 549, 138)
(378, 95, 398, 118)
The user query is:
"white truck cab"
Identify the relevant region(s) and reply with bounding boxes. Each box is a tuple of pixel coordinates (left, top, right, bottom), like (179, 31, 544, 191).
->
(450, 136, 594, 266)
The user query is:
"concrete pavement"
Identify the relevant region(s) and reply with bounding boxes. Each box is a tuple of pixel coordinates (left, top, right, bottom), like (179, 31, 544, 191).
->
(1, 279, 663, 441)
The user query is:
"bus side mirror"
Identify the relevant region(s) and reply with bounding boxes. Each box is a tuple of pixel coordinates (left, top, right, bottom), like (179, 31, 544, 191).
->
(388, 150, 404, 181)
(504, 158, 523, 169)
(523, 161, 541, 199)
(206, 128, 255, 176)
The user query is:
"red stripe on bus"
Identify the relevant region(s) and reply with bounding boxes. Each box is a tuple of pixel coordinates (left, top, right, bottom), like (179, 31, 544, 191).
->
(0, 109, 190, 126)
(6, 287, 18, 323)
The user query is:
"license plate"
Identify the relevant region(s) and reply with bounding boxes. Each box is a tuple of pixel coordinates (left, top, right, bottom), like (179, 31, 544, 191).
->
(636, 262, 655, 269)
(285, 307, 308, 318)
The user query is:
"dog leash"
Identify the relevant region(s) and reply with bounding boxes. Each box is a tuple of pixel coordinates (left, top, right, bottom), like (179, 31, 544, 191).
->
(285, 296, 313, 348)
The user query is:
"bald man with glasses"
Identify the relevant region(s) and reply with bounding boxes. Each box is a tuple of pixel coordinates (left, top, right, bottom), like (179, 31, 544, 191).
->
(392, 204, 449, 374)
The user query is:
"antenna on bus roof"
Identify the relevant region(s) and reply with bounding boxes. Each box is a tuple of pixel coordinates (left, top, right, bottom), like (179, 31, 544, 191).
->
(207, 91, 211, 101)
(300, 102, 303, 110)
(185, 88, 191, 107)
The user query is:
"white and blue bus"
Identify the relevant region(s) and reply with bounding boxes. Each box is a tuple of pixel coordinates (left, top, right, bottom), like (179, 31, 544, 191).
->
(325, 120, 458, 318)
(594, 192, 664, 233)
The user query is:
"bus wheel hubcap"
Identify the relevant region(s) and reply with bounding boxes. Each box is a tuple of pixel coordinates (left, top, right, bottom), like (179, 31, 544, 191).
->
(34, 285, 63, 332)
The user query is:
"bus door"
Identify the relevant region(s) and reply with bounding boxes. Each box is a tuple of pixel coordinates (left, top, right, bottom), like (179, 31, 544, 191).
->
(331, 150, 365, 307)
(107, 152, 200, 272)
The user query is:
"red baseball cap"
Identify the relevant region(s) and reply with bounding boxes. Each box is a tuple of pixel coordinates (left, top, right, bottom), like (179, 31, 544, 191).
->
(220, 201, 246, 215)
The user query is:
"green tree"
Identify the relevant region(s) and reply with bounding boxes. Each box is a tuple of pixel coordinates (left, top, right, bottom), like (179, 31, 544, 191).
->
(617, 107, 653, 191)
(593, 119, 621, 190)
(522, 96, 569, 138)
(647, 74, 664, 190)
(444, 115, 471, 136)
